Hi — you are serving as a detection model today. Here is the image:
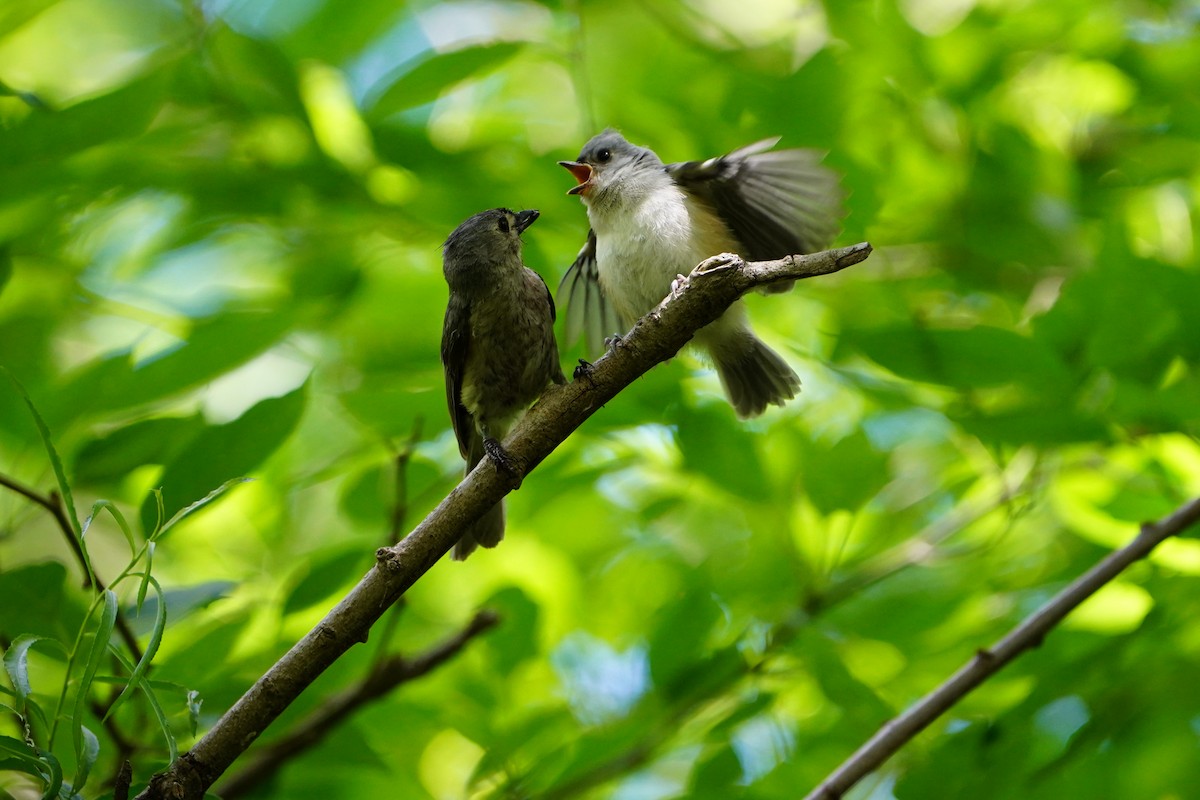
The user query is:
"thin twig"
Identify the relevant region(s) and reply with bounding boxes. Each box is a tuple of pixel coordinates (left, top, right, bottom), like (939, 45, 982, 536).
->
(804, 496, 1200, 800)
(216, 610, 500, 799)
(136, 244, 871, 800)
(0, 473, 143, 661)
(388, 418, 423, 547)
(0, 473, 92, 588)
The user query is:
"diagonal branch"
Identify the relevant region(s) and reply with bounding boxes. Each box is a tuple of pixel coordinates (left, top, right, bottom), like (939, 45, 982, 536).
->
(529, 457, 1036, 799)
(216, 610, 500, 799)
(136, 242, 872, 800)
(804, 495, 1200, 800)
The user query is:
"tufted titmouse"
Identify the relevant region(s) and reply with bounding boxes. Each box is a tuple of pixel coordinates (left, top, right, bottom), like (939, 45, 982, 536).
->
(441, 208, 565, 560)
(559, 130, 842, 417)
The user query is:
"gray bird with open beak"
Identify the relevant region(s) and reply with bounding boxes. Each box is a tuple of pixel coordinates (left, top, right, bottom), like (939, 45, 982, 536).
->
(559, 130, 842, 418)
(441, 208, 565, 560)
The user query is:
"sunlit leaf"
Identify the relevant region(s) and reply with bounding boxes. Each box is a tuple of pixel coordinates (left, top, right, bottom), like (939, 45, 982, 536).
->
(369, 43, 524, 117)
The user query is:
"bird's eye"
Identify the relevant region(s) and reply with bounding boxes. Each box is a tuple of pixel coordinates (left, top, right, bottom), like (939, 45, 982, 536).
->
(497, 216, 510, 233)
(596, 148, 612, 163)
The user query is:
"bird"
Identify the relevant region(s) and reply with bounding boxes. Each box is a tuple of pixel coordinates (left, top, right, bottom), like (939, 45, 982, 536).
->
(558, 130, 842, 418)
(441, 208, 565, 560)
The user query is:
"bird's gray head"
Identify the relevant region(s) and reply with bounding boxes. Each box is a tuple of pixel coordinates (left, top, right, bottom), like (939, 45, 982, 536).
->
(443, 207, 538, 285)
(559, 130, 665, 208)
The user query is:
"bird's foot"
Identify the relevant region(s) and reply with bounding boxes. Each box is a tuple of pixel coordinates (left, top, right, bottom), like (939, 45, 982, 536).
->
(484, 437, 524, 488)
(603, 333, 623, 354)
(696, 252, 740, 275)
(670, 274, 689, 299)
(574, 358, 596, 383)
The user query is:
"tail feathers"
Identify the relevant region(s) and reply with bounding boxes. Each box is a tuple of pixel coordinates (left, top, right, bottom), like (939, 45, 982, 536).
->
(452, 428, 506, 561)
(714, 336, 800, 418)
(452, 501, 505, 561)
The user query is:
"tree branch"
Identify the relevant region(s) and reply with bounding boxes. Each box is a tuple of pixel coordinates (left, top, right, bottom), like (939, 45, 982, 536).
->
(525, 456, 1035, 799)
(804, 495, 1200, 800)
(216, 610, 500, 799)
(0, 473, 143, 662)
(0, 473, 92, 588)
(135, 242, 872, 799)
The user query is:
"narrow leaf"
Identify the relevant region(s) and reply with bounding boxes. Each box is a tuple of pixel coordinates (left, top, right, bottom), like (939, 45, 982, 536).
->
(0, 735, 63, 800)
(83, 501, 139, 560)
(1, 368, 82, 534)
(3, 634, 45, 713)
(108, 648, 178, 762)
(156, 476, 252, 538)
(70, 725, 100, 794)
(71, 592, 117, 775)
(104, 577, 166, 722)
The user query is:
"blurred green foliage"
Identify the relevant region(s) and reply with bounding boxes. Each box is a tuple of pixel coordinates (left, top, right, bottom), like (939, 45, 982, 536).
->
(1, 0, 1199, 798)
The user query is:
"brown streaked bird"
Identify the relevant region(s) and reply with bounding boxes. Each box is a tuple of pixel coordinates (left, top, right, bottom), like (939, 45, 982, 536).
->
(441, 208, 565, 560)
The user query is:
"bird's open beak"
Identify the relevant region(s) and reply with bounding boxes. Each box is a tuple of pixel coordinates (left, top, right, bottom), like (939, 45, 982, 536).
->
(515, 209, 539, 233)
(559, 161, 593, 196)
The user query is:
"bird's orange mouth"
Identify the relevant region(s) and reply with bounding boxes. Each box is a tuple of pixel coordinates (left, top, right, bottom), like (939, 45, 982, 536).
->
(559, 161, 593, 195)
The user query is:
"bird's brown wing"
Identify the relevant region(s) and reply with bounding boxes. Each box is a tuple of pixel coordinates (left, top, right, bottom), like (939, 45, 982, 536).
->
(558, 229, 624, 357)
(667, 138, 844, 261)
(441, 294, 474, 460)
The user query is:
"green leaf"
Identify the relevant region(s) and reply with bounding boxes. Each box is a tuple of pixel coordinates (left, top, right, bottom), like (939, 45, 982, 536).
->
(479, 587, 538, 675)
(70, 725, 100, 795)
(956, 406, 1110, 445)
(844, 325, 1071, 390)
(72, 415, 205, 485)
(282, 547, 368, 616)
(204, 26, 306, 116)
(369, 43, 524, 117)
(71, 592, 117, 775)
(0, 563, 77, 640)
(675, 404, 771, 502)
(125, 581, 235, 636)
(801, 429, 890, 515)
(50, 311, 294, 424)
(107, 647, 178, 762)
(688, 745, 743, 798)
(104, 577, 165, 723)
(0, 734, 63, 800)
(83, 500, 139, 561)
(2, 367, 82, 535)
(0, 70, 167, 167)
(0, 0, 59, 36)
(648, 584, 721, 690)
(3, 634, 48, 714)
(140, 383, 307, 535)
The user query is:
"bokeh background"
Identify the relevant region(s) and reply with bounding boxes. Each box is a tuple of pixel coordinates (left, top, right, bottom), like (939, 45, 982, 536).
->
(2, 0, 1199, 798)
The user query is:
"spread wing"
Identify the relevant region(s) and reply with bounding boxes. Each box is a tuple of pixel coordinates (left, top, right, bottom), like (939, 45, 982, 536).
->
(557, 229, 624, 356)
(441, 294, 474, 460)
(667, 138, 843, 261)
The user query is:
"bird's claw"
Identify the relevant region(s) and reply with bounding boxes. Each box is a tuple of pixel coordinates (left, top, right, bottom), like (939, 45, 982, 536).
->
(670, 274, 688, 298)
(574, 358, 595, 383)
(603, 333, 623, 354)
(484, 437, 524, 488)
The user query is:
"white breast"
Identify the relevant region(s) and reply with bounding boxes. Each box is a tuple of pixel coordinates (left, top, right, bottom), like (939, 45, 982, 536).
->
(590, 185, 737, 326)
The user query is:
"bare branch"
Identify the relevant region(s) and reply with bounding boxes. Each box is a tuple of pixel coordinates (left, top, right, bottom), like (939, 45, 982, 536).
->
(135, 243, 872, 800)
(804, 496, 1200, 800)
(217, 610, 500, 799)
(524, 457, 1035, 798)
(0, 473, 92, 588)
(388, 417, 424, 547)
(0, 473, 143, 661)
